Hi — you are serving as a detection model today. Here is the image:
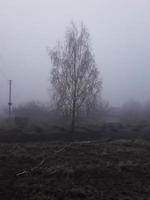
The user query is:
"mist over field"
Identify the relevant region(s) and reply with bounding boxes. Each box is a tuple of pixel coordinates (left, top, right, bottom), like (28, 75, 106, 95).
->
(0, 0, 149, 109)
(1, 2, 150, 199)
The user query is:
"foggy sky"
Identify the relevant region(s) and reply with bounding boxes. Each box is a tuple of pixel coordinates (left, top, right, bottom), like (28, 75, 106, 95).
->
(0, 0, 150, 109)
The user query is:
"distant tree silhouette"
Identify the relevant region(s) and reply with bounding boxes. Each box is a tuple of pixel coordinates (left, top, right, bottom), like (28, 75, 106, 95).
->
(49, 22, 102, 132)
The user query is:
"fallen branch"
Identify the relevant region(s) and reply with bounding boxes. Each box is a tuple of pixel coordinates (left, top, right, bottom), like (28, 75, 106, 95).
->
(16, 170, 29, 176)
(16, 143, 72, 177)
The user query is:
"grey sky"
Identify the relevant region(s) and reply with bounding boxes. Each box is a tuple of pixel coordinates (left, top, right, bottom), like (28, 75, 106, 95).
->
(0, 0, 149, 108)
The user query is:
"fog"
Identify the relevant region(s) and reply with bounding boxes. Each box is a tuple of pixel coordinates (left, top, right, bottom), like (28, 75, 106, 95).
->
(0, 0, 150, 109)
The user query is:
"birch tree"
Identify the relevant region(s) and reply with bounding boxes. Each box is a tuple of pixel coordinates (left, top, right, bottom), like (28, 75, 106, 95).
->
(49, 23, 102, 132)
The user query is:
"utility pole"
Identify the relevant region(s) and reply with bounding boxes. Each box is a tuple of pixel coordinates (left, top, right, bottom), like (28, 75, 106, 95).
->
(8, 80, 12, 118)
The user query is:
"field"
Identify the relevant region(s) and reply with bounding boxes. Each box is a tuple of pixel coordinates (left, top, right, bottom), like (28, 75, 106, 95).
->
(1, 123, 150, 199)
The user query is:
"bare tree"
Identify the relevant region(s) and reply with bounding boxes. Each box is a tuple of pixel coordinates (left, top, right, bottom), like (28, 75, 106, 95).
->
(49, 22, 102, 132)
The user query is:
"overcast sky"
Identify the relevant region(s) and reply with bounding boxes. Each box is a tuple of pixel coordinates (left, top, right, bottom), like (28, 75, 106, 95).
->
(0, 0, 149, 109)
